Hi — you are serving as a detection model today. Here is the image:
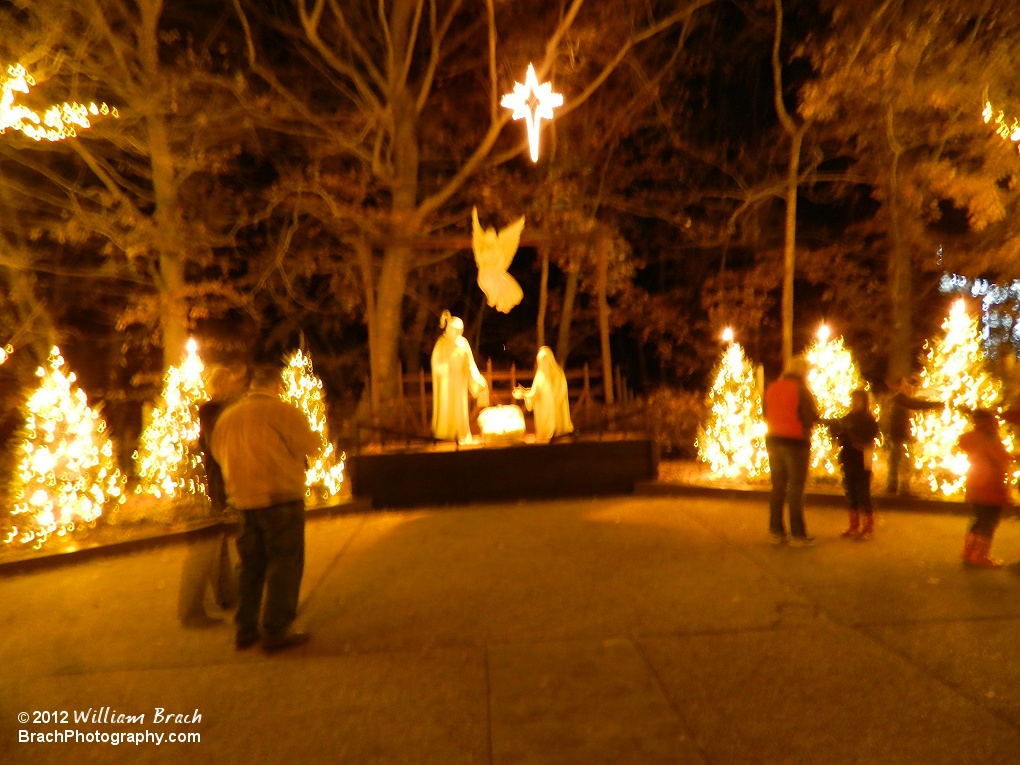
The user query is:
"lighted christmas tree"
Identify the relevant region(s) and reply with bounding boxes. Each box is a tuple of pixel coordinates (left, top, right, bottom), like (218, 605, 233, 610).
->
(4, 346, 126, 548)
(805, 326, 869, 478)
(281, 348, 346, 503)
(134, 338, 207, 501)
(696, 330, 768, 480)
(911, 299, 1004, 496)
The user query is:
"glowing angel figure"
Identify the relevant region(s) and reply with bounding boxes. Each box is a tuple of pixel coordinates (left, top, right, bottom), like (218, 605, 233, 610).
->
(472, 206, 526, 314)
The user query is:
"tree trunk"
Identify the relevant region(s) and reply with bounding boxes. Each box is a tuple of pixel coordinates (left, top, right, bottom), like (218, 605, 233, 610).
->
(367, 0, 421, 423)
(886, 108, 912, 380)
(771, 0, 804, 367)
(355, 240, 380, 417)
(556, 268, 579, 366)
(149, 113, 186, 370)
(370, 245, 412, 419)
(403, 295, 432, 375)
(597, 235, 614, 405)
(139, 0, 187, 372)
(537, 249, 549, 348)
(781, 128, 803, 365)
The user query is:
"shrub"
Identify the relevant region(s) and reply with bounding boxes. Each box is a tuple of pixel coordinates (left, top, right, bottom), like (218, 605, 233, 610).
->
(645, 387, 705, 459)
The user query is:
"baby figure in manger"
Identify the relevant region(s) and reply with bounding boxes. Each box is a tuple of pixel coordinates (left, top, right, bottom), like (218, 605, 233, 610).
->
(513, 346, 574, 441)
(431, 311, 489, 443)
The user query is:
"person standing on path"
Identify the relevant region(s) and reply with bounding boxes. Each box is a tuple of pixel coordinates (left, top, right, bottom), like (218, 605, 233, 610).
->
(178, 364, 247, 628)
(764, 355, 819, 546)
(822, 388, 880, 540)
(957, 409, 1011, 569)
(211, 363, 321, 652)
(882, 376, 941, 496)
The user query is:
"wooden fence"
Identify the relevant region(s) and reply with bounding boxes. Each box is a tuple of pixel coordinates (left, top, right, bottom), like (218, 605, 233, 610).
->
(363, 359, 639, 441)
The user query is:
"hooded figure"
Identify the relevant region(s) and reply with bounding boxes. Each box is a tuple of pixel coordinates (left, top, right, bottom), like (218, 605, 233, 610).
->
(513, 346, 573, 441)
(431, 311, 489, 442)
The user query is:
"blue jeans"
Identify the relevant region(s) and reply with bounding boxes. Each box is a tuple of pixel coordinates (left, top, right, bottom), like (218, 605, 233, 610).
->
(766, 438, 810, 538)
(235, 500, 305, 639)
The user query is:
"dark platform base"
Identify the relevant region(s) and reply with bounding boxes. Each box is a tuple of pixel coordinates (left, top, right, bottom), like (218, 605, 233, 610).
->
(349, 436, 659, 508)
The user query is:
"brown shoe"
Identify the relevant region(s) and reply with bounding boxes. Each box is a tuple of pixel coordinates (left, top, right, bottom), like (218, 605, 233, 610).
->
(261, 630, 310, 653)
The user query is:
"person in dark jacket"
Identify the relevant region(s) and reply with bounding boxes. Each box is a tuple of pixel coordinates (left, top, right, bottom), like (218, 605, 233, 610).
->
(823, 388, 880, 540)
(957, 409, 1012, 568)
(764, 355, 819, 546)
(883, 376, 941, 495)
(178, 364, 246, 628)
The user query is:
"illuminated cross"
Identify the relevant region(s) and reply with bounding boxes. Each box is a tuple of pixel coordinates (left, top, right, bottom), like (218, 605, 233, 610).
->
(501, 63, 563, 162)
(1, 63, 117, 142)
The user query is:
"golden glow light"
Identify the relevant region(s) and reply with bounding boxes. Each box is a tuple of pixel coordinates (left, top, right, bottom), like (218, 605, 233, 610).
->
(910, 300, 1007, 496)
(0, 344, 11, 364)
(501, 63, 562, 162)
(1, 63, 118, 142)
(722, 327, 734, 343)
(477, 405, 526, 442)
(134, 339, 207, 500)
(5, 346, 126, 548)
(805, 327, 869, 478)
(280, 349, 345, 502)
(696, 341, 768, 479)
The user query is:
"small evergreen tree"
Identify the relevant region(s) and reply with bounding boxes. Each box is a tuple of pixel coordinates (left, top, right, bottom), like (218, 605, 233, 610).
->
(805, 326, 869, 479)
(134, 339, 207, 501)
(696, 334, 768, 480)
(911, 300, 1003, 496)
(281, 349, 345, 504)
(5, 346, 126, 548)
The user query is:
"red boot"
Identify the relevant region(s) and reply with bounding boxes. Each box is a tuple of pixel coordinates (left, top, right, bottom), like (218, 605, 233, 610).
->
(857, 512, 874, 541)
(961, 533, 977, 561)
(841, 510, 860, 538)
(964, 535, 1003, 568)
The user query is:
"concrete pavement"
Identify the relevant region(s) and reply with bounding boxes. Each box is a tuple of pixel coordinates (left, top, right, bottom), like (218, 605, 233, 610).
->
(3, 494, 1020, 764)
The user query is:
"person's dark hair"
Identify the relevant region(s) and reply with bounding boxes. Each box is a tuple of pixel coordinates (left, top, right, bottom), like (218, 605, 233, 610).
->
(250, 363, 283, 391)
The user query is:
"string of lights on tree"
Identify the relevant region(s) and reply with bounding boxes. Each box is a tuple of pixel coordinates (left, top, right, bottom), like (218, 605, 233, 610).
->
(281, 348, 346, 503)
(909, 299, 1011, 497)
(695, 328, 769, 480)
(805, 325, 869, 478)
(939, 272, 1020, 358)
(983, 99, 1020, 154)
(1, 63, 118, 142)
(4, 347, 126, 549)
(134, 339, 208, 502)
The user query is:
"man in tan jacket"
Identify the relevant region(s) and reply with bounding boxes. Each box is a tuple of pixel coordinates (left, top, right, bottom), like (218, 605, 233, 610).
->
(212, 363, 321, 653)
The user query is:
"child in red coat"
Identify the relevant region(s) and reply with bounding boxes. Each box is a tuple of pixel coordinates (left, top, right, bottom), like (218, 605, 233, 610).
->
(957, 410, 1012, 568)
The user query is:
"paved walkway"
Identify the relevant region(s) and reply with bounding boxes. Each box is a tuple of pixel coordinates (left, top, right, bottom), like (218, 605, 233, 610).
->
(3, 493, 1020, 764)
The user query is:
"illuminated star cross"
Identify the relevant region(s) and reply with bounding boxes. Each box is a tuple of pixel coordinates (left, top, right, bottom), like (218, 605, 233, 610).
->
(501, 63, 563, 162)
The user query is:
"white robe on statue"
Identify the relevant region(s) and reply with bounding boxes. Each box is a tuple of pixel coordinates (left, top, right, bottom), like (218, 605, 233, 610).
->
(516, 347, 573, 441)
(431, 321, 488, 442)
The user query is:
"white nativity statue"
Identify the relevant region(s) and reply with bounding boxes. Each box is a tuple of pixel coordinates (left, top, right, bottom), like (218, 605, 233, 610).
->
(512, 346, 574, 441)
(472, 206, 526, 314)
(431, 311, 489, 443)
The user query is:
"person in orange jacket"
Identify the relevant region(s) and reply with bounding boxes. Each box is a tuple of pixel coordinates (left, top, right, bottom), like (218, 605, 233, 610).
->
(764, 355, 819, 547)
(957, 409, 1012, 568)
